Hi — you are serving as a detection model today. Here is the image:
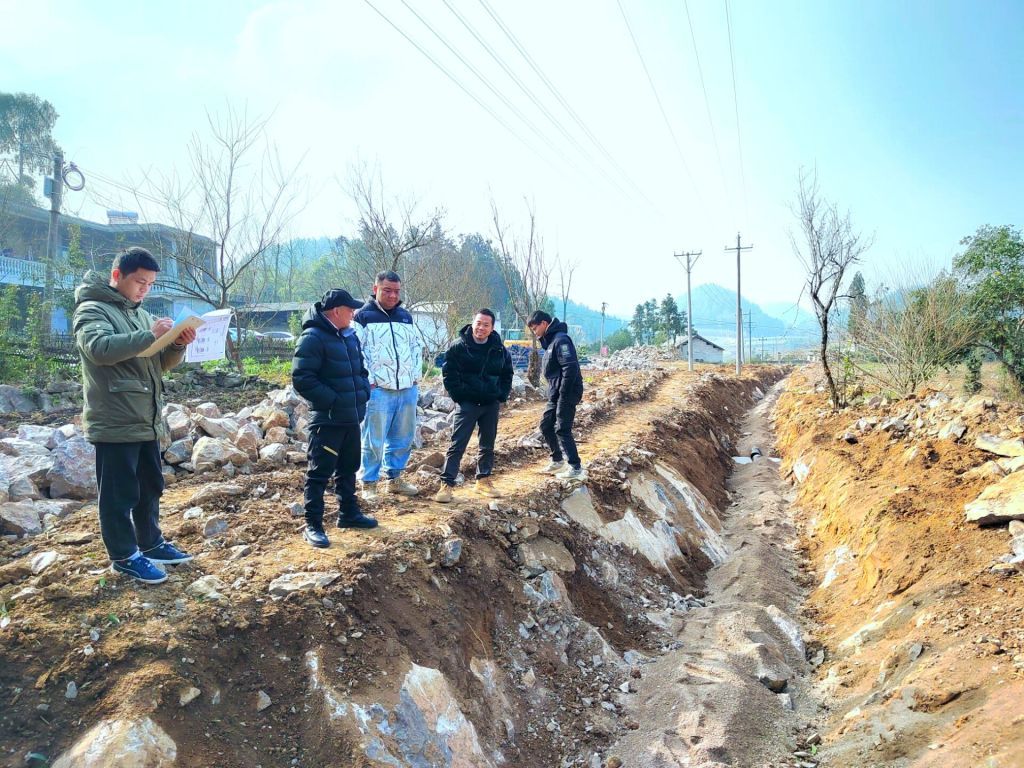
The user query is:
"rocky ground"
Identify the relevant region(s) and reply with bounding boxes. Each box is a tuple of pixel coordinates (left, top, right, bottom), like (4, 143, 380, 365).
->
(776, 368, 1024, 767)
(4, 359, 1021, 767)
(1, 353, 783, 767)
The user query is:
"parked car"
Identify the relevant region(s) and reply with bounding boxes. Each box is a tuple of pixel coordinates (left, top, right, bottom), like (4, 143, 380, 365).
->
(262, 331, 296, 342)
(227, 328, 266, 344)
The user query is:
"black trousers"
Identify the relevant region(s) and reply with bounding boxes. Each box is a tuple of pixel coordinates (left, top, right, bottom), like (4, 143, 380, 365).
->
(94, 440, 165, 562)
(540, 397, 580, 468)
(440, 401, 500, 485)
(304, 424, 361, 526)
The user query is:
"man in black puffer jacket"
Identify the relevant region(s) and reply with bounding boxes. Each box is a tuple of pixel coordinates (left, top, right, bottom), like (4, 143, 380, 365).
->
(292, 289, 376, 548)
(434, 309, 514, 503)
(528, 311, 585, 479)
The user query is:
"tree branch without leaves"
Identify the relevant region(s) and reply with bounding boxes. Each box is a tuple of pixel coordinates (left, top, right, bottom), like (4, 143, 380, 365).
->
(791, 168, 872, 409)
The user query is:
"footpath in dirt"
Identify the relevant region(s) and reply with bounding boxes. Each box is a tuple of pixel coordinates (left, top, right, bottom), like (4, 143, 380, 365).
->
(1, 361, 794, 768)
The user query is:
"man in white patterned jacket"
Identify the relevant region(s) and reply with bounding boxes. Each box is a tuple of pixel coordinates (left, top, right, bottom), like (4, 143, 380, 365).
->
(353, 270, 424, 499)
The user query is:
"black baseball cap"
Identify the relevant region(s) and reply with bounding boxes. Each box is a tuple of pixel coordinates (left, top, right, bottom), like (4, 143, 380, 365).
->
(321, 289, 363, 311)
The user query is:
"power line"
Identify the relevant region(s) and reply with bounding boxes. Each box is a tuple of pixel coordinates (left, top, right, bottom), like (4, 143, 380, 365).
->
(476, 0, 660, 211)
(362, 0, 562, 174)
(724, 0, 748, 222)
(398, 0, 579, 166)
(683, 0, 727, 194)
(436, 0, 635, 201)
(616, 0, 699, 195)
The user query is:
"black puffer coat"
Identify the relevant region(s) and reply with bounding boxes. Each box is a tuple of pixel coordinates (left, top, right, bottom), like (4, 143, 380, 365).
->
(292, 304, 371, 428)
(539, 318, 584, 403)
(442, 325, 514, 405)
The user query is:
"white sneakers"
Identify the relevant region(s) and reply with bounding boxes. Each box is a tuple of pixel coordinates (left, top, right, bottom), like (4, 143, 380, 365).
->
(555, 466, 585, 480)
(541, 460, 566, 474)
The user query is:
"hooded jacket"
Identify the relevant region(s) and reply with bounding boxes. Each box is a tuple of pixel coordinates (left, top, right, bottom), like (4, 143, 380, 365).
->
(354, 298, 423, 391)
(72, 270, 185, 443)
(539, 318, 584, 404)
(292, 303, 371, 428)
(442, 325, 514, 406)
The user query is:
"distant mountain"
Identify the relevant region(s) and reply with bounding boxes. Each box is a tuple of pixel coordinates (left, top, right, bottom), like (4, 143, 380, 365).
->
(760, 301, 819, 334)
(683, 284, 819, 356)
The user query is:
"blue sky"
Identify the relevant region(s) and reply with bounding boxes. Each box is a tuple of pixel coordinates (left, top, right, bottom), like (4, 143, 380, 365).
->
(2, 0, 1021, 322)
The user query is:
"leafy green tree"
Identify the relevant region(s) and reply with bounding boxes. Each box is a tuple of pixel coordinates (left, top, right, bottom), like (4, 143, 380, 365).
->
(0, 92, 60, 183)
(630, 303, 647, 344)
(658, 294, 685, 344)
(954, 225, 1024, 387)
(606, 327, 633, 353)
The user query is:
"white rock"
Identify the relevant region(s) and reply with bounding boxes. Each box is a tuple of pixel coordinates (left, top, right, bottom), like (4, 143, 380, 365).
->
(51, 717, 176, 768)
(30, 550, 60, 574)
(0, 501, 43, 535)
(187, 575, 228, 601)
(189, 482, 245, 506)
(0, 437, 52, 456)
(191, 437, 249, 473)
(268, 571, 340, 596)
(256, 690, 272, 711)
(46, 437, 97, 500)
(179, 686, 201, 706)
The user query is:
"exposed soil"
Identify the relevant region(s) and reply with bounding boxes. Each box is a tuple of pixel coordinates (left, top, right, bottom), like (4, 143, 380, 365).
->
(0, 363, 783, 767)
(775, 368, 1024, 767)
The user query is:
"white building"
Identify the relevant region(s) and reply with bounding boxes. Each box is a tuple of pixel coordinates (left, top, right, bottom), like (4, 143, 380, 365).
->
(674, 333, 725, 364)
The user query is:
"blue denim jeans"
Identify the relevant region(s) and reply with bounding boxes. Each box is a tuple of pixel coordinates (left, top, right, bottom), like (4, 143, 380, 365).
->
(359, 385, 418, 483)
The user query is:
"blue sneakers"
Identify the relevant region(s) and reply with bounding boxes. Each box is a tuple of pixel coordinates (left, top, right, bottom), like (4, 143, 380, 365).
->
(111, 556, 167, 585)
(142, 542, 194, 565)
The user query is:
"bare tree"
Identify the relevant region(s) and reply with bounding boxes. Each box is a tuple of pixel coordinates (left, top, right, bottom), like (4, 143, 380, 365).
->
(490, 197, 551, 385)
(556, 256, 578, 323)
(137, 107, 302, 370)
(791, 168, 872, 409)
(345, 162, 444, 301)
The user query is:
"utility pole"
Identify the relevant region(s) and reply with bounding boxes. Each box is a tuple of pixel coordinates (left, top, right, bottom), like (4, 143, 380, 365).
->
(599, 301, 607, 356)
(43, 149, 64, 337)
(674, 250, 701, 371)
(725, 232, 753, 375)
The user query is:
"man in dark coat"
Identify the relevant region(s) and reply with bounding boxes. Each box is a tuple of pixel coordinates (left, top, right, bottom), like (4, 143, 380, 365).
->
(292, 289, 376, 547)
(434, 309, 514, 503)
(73, 247, 197, 585)
(528, 311, 585, 479)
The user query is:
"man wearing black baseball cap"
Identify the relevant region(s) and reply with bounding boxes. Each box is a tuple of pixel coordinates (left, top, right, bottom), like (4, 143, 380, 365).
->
(292, 288, 377, 547)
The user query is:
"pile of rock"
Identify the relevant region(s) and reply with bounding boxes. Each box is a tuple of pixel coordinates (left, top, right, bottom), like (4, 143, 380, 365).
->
(0, 381, 81, 416)
(163, 367, 265, 393)
(584, 345, 675, 371)
(836, 392, 1010, 448)
(414, 374, 531, 447)
(832, 390, 1024, 531)
(162, 386, 311, 480)
(0, 386, 313, 541)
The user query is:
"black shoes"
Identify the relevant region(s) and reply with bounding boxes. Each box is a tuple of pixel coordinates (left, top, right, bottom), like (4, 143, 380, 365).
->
(336, 511, 378, 529)
(303, 525, 330, 548)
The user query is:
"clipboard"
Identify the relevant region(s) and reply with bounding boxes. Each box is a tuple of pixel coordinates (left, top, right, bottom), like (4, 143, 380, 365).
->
(137, 312, 206, 358)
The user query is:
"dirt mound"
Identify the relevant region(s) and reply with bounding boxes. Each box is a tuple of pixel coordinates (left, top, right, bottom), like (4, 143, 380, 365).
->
(1, 365, 783, 767)
(775, 368, 1024, 767)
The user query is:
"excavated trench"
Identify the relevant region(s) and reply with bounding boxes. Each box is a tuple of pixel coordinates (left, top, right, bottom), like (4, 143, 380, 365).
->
(7, 367, 830, 768)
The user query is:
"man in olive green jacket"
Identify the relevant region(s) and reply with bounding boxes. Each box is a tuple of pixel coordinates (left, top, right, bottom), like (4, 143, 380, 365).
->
(73, 247, 197, 584)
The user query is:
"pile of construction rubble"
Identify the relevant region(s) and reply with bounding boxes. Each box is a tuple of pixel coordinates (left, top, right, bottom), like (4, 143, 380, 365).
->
(584, 345, 677, 371)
